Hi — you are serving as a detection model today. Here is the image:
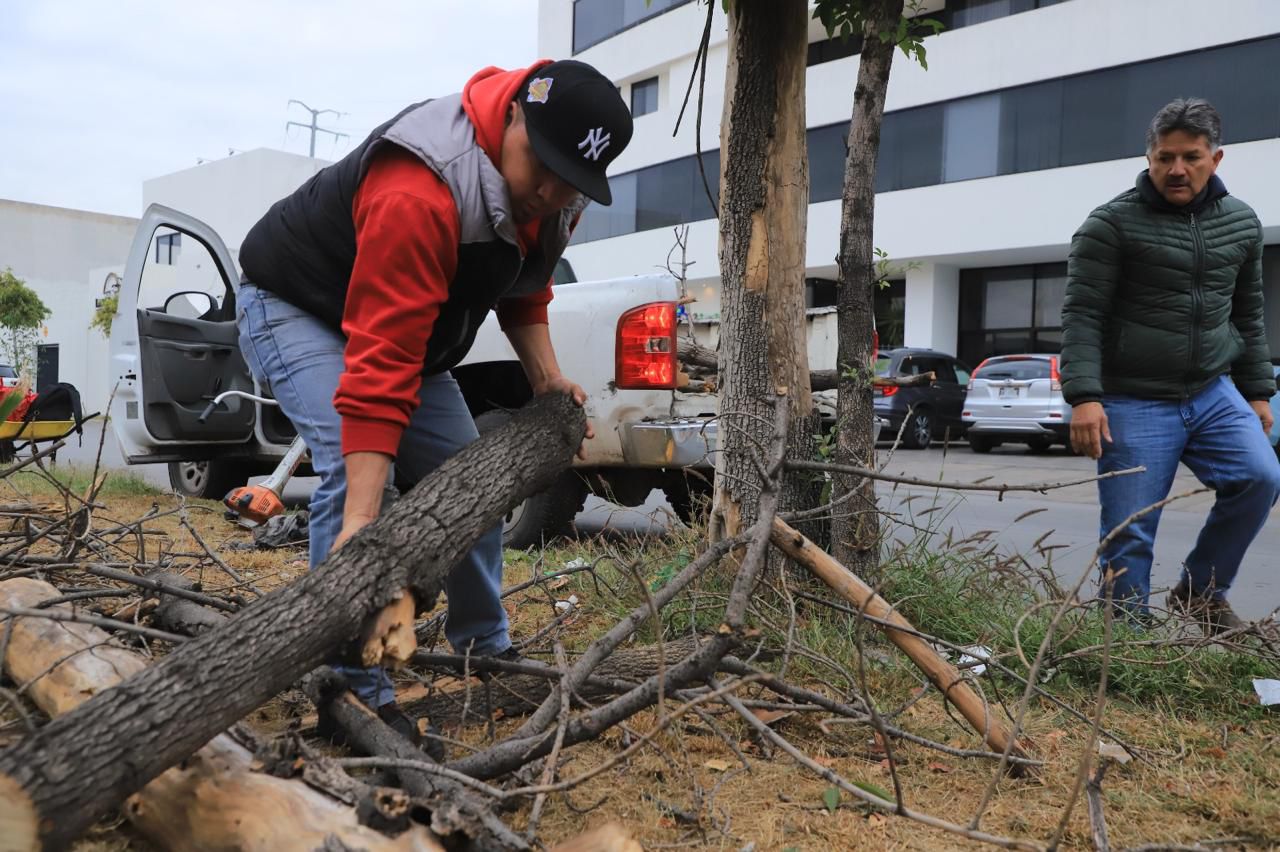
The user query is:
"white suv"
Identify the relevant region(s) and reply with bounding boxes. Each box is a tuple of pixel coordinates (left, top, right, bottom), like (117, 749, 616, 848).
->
(961, 354, 1073, 453)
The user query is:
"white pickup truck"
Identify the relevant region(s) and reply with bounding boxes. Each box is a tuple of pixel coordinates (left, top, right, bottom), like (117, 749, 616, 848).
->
(110, 205, 721, 547)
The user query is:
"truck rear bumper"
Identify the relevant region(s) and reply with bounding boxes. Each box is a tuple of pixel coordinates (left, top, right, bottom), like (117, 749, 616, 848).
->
(620, 419, 717, 468)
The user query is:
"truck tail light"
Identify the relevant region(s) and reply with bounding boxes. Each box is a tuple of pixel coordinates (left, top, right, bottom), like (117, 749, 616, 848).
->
(616, 302, 677, 389)
(1050, 356, 1062, 392)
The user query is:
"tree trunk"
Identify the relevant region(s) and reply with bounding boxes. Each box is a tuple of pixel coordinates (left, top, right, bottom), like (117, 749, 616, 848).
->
(832, 0, 905, 583)
(0, 577, 445, 852)
(0, 393, 585, 850)
(709, 0, 816, 543)
(149, 571, 229, 637)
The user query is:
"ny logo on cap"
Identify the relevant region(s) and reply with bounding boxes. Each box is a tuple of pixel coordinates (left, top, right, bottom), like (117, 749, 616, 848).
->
(578, 127, 611, 161)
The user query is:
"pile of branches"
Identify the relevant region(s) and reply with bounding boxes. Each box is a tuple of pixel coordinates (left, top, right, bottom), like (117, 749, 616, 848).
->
(0, 394, 1275, 851)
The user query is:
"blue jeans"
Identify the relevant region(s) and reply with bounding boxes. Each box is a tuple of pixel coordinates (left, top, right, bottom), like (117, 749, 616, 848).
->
(1098, 375, 1280, 610)
(236, 284, 510, 707)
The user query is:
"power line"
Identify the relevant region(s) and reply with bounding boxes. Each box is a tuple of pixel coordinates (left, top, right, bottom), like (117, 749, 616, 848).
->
(286, 99, 349, 158)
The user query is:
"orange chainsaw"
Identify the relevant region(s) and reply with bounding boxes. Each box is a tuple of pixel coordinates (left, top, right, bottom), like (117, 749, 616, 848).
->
(198, 389, 309, 527)
(223, 435, 308, 526)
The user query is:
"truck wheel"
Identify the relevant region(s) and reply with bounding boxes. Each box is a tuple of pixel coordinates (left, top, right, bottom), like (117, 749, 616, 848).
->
(474, 409, 587, 549)
(168, 460, 257, 500)
(967, 434, 996, 454)
(901, 409, 933, 450)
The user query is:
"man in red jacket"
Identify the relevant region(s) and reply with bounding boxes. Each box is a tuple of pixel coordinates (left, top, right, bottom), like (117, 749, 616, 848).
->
(235, 60, 632, 739)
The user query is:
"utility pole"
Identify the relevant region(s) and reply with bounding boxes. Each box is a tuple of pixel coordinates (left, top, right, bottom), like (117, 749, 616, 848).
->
(286, 100, 349, 158)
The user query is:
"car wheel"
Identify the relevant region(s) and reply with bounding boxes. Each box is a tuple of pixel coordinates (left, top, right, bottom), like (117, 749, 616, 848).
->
(1026, 437, 1052, 453)
(474, 409, 587, 549)
(168, 460, 259, 500)
(967, 434, 996, 454)
(901, 409, 933, 450)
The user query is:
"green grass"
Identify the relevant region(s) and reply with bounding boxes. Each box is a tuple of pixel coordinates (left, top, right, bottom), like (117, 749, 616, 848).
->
(510, 505, 1278, 721)
(6, 463, 163, 500)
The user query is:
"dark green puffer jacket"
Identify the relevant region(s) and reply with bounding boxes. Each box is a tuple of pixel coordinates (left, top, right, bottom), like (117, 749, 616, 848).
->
(1060, 172, 1271, 405)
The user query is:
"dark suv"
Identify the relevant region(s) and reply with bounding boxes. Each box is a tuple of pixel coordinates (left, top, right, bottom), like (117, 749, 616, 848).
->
(873, 348, 971, 449)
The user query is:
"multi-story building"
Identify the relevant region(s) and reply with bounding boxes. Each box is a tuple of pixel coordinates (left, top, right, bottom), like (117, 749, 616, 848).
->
(539, 0, 1280, 369)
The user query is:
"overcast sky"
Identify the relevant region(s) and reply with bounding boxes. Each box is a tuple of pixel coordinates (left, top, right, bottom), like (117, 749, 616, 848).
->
(0, 1, 539, 217)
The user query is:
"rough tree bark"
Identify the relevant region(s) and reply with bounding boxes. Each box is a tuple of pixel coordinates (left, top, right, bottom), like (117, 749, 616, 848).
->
(0, 577, 444, 852)
(709, 0, 817, 541)
(832, 0, 906, 582)
(0, 393, 585, 850)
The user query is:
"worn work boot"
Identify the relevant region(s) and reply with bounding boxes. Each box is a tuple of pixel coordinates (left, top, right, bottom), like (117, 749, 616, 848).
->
(1166, 581, 1246, 637)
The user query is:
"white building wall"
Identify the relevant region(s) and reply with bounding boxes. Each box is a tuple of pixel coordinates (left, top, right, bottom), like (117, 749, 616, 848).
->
(0, 200, 138, 413)
(141, 148, 329, 259)
(543, 0, 1280, 360)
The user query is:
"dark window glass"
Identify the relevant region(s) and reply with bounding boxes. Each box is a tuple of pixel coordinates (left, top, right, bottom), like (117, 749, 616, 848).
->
(809, 124, 847, 204)
(807, 33, 863, 66)
(0, 365, 16, 378)
(568, 36, 1280, 245)
(934, 359, 960, 384)
(943, 93, 1001, 182)
(978, 356, 1052, 380)
(983, 266, 1035, 328)
(997, 79, 1063, 175)
(636, 156, 693, 232)
(689, 150, 721, 221)
(874, 355, 893, 376)
(573, 0, 693, 53)
(957, 263, 1068, 365)
(552, 257, 577, 286)
(874, 279, 906, 349)
(941, 0, 1045, 30)
(877, 106, 943, 191)
(1033, 264, 1067, 327)
(631, 77, 659, 117)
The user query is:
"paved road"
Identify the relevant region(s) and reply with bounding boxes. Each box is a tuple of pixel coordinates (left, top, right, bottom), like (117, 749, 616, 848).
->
(61, 423, 1279, 619)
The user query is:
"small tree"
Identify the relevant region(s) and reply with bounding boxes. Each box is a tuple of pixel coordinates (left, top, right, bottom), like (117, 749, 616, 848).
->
(0, 268, 51, 378)
(90, 292, 119, 338)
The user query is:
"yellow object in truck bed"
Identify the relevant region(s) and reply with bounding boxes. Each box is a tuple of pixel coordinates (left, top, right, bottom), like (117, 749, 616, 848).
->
(0, 421, 76, 440)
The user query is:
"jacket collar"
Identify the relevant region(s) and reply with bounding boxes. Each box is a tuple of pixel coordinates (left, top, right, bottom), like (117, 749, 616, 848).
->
(1135, 170, 1229, 214)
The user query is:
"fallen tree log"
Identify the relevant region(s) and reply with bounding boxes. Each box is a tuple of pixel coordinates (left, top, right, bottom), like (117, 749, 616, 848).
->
(303, 668, 530, 851)
(810, 370, 936, 392)
(149, 571, 228, 636)
(0, 392, 586, 850)
(405, 638, 702, 724)
(769, 517, 1030, 766)
(0, 577, 444, 852)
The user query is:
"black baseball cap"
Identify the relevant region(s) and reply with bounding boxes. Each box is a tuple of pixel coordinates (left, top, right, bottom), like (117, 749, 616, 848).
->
(518, 60, 634, 205)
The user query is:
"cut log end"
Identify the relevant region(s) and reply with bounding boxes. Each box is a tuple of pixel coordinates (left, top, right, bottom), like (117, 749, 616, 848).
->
(361, 591, 419, 669)
(0, 773, 39, 852)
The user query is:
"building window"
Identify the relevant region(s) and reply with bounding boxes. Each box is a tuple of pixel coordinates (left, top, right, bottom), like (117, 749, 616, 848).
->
(154, 233, 181, 265)
(570, 35, 1280, 245)
(631, 77, 659, 117)
(939, 0, 1069, 31)
(874, 280, 906, 350)
(957, 263, 1066, 367)
(573, 0, 694, 54)
(807, 33, 863, 66)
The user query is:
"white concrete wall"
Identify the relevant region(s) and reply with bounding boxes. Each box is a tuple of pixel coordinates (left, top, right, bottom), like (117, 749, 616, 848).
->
(141, 148, 329, 261)
(543, 0, 1280, 355)
(0, 200, 138, 413)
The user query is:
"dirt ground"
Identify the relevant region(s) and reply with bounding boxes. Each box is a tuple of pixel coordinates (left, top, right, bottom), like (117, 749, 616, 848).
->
(2, 485, 1276, 852)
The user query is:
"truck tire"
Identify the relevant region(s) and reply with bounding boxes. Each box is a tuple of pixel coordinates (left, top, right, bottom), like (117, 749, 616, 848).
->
(474, 409, 587, 549)
(967, 434, 996, 454)
(901, 408, 933, 450)
(168, 460, 259, 500)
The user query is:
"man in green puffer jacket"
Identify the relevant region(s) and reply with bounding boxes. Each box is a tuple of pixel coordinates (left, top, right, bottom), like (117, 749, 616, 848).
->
(1061, 97, 1280, 633)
